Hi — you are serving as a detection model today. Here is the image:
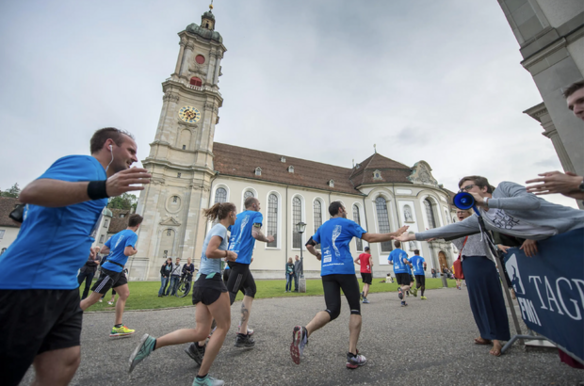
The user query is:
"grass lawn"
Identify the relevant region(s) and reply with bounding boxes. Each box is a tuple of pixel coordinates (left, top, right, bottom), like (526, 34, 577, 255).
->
(82, 277, 457, 312)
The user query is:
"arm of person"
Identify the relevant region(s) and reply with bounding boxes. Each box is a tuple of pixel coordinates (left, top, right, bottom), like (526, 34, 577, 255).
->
(354, 256, 360, 265)
(472, 181, 541, 211)
(100, 245, 111, 255)
(520, 239, 538, 258)
(124, 246, 138, 256)
(526, 171, 584, 199)
(19, 167, 151, 208)
(251, 223, 274, 243)
(305, 238, 321, 260)
(360, 225, 409, 243)
(396, 216, 480, 242)
(205, 236, 237, 261)
(423, 262, 427, 271)
(369, 256, 373, 268)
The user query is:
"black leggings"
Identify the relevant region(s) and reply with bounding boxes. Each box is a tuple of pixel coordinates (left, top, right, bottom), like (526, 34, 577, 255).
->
(322, 274, 361, 321)
(226, 262, 257, 305)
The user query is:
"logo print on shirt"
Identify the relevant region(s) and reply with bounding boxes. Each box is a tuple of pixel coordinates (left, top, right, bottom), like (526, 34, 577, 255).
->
(332, 225, 342, 257)
(492, 211, 520, 230)
(114, 235, 124, 249)
(230, 215, 250, 251)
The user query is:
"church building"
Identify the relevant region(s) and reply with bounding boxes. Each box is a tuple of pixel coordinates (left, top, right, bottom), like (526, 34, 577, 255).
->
(127, 6, 459, 281)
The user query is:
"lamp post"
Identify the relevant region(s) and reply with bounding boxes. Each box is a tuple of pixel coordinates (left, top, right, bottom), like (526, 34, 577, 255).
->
(296, 221, 307, 292)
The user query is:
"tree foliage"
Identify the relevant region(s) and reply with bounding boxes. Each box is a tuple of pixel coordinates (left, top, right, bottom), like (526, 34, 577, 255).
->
(107, 193, 138, 211)
(0, 183, 21, 198)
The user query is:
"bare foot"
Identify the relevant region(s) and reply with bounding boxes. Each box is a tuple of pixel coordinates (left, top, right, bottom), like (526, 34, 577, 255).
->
(489, 340, 502, 356)
(474, 337, 492, 345)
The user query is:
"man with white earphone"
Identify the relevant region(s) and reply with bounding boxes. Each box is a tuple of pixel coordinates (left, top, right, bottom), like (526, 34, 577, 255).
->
(0, 127, 151, 386)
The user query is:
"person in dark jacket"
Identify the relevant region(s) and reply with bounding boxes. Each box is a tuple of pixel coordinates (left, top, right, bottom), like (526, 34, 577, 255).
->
(181, 258, 195, 294)
(285, 257, 295, 292)
(159, 258, 173, 297)
(77, 247, 101, 299)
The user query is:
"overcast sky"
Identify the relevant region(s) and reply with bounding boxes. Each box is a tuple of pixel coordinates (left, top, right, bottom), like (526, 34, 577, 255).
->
(0, 0, 578, 208)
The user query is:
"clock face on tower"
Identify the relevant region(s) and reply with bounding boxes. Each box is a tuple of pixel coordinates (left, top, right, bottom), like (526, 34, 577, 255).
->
(178, 106, 201, 123)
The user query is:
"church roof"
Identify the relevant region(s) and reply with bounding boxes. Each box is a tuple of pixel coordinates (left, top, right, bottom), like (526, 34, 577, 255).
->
(348, 153, 413, 187)
(185, 23, 222, 43)
(0, 197, 22, 228)
(212, 143, 415, 195)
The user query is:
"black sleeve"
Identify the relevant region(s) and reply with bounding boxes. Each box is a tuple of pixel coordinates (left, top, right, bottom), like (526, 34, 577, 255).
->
(305, 237, 316, 247)
(160, 264, 166, 276)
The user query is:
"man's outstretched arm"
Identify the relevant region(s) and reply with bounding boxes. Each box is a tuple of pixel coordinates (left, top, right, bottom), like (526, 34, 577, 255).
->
(361, 225, 409, 243)
(251, 223, 275, 243)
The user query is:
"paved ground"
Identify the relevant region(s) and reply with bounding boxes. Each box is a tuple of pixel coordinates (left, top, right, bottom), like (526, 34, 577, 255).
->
(22, 287, 583, 386)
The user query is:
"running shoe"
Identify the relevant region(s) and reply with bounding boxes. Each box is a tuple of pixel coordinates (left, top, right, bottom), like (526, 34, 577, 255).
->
(193, 374, 224, 386)
(401, 301, 408, 307)
(421, 296, 427, 300)
(410, 286, 418, 297)
(290, 325, 308, 365)
(128, 334, 156, 373)
(110, 325, 135, 337)
(238, 323, 254, 336)
(360, 291, 364, 300)
(234, 333, 255, 349)
(346, 351, 367, 369)
(362, 298, 370, 304)
(185, 342, 206, 365)
(398, 289, 403, 300)
(406, 291, 410, 297)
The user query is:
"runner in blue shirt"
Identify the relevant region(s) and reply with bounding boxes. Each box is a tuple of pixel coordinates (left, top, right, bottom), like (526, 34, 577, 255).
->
(290, 201, 408, 369)
(225, 196, 274, 349)
(80, 214, 143, 337)
(388, 241, 413, 306)
(409, 249, 428, 300)
(0, 127, 150, 386)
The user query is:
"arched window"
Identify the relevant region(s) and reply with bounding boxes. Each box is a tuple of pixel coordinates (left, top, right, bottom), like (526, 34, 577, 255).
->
(190, 77, 202, 87)
(424, 198, 436, 229)
(375, 197, 392, 252)
(313, 200, 323, 233)
(214, 187, 227, 204)
(244, 190, 254, 200)
(353, 204, 363, 251)
(267, 194, 278, 248)
(292, 197, 302, 249)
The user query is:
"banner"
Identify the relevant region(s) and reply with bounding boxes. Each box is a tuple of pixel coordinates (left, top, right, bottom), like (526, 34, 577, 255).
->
(503, 228, 584, 362)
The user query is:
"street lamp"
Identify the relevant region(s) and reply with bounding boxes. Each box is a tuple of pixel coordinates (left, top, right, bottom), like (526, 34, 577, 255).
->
(296, 221, 306, 278)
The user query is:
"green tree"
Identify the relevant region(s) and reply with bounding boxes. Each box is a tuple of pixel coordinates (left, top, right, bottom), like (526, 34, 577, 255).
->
(107, 193, 138, 211)
(0, 183, 21, 198)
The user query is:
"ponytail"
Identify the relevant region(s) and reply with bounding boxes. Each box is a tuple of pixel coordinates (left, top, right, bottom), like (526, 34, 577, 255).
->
(204, 202, 236, 222)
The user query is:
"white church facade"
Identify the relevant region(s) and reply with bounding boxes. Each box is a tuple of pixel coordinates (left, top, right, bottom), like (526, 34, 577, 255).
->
(121, 8, 459, 281)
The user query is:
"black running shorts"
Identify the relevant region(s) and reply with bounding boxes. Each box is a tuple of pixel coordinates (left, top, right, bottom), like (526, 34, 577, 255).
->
(192, 273, 227, 306)
(415, 275, 426, 287)
(91, 267, 128, 294)
(322, 274, 361, 320)
(360, 272, 372, 285)
(226, 262, 256, 303)
(0, 288, 82, 386)
(395, 273, 411, 286)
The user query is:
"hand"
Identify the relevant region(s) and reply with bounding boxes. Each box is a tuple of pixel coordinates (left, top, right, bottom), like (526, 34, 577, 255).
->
(395, 232, 415, 242)
(468, 191, 485, 206)
(226, 251, 238, 262)
(89, 247, 97, 260)
(316, 252, 322, 261)
(427, 237, 437, 242)
(525, 171, 583, 198)
(391, 225, 409, 239)
(267, 235, 275, 243)
(520, 239, 538, 258)
(106, 167, 151, 197)
(497, 244, 511, 254)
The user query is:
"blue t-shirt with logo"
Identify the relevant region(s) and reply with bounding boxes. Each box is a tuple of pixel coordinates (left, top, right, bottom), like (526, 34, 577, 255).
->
(388, 248, 409, 274)
(200, 223, 228, 275)
(228, 210, 263, 265)
(409, 255, 426, 276)
(101, 229, 138, 273)
(312, 217, 366, 276)
(0, 155, 108, 290)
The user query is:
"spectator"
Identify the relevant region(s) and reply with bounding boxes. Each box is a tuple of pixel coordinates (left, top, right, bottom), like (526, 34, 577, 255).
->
(159, 258, 173, 297)
(431, 268, 437, 278)
(77, 247, 101, 300)
(182, 258, 195, 294)
(293, 255, 301, 292)
(168, 257, 182, 296)
(285, 257, 295, 292)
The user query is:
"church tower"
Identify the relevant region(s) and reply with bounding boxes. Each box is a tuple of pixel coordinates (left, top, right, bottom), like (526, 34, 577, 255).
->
(133, 5, 226, 280)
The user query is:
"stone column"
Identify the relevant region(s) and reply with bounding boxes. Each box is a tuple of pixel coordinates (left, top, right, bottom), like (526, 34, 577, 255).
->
(172, 37, 187, 79)
(180, 42, 195, 79)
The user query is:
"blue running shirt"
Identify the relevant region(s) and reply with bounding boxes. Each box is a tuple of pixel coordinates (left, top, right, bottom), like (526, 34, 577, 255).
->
(311, 217, 366, 276)
(228, 210, 263, 265)
(388, 248, 409, 274)
(0, 155, 107, 290)
(199, 223, 228, 275)
(409, 255, 426, 276)
(101, 229, 138, 272)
